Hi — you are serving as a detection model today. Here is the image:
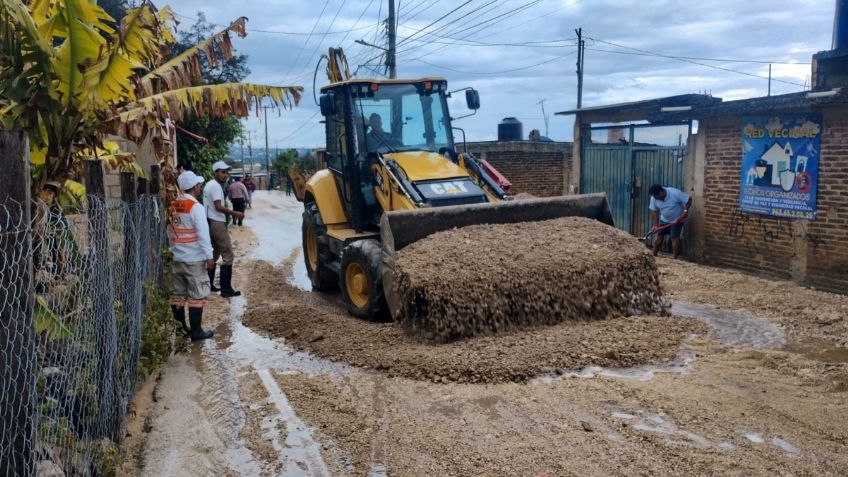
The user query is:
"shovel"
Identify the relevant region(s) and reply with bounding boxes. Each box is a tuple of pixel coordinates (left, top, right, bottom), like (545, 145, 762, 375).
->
(641, 213, 687, 247)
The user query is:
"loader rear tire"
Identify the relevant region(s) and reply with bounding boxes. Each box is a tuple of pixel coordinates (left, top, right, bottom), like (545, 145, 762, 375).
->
(303, 201, 338, 291)
(340, 239, 388, 321)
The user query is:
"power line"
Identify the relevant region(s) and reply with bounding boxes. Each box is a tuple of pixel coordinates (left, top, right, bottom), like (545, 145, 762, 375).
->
(285, 0, 383, 88)
(505, 0, 588, 31)
(300, 0, 350, 78)
(399, 0, 504, 50)
(584, 47, 811, 65)
(585, 35, 808, 88)
(399, 0, 549, 60)
(281, 0, 332, 82)
(398, 0, 431, 21)
(397, 33, 578, 48)
(429, 0, 543, 42)
(340, 0, 377, 45)
(172, 11, 372, 36)
(412, 50, 576, 75)
(396, 0, 476, 47)
(408, 0, 584, 58)
(278, 110, 322, 142)
(399, 0, 545, 60)
(276, 1, 385, 136)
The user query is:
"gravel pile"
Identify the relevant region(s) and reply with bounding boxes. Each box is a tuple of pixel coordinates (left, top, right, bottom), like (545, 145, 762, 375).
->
(391, 217, 667, 342)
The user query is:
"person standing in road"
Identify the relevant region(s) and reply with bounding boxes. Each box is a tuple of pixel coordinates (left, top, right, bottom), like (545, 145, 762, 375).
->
(228, 177, 249, 226)
(649, 184, 693, 259)
(203, 161, 244, 297)
(167, 171, 215, 341)
(244, 175, 256, 208)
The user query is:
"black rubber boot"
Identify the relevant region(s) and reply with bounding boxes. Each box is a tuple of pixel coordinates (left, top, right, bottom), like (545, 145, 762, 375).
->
(208, 267, 220, 292)
(171, 304, 190, 336)
(219, 265, 241, 297)
(188, 307, 214, 341)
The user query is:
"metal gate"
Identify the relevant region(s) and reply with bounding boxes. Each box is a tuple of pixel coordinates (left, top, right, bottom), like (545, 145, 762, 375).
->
(581, 123, 689, 236)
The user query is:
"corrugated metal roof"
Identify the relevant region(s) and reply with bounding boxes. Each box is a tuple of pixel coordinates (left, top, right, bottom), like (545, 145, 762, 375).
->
(650, 89, 847, 121)
(555, 94, 720, 116)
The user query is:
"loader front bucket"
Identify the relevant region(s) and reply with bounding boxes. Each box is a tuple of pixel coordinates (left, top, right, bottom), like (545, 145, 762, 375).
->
(380, 193, 614, 319)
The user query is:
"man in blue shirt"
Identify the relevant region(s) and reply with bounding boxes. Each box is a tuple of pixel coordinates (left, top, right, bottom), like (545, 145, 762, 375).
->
(649, 184, 693, 259)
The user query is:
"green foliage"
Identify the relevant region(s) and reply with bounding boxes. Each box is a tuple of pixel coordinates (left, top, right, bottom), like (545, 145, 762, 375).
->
(34, 295, 72, 340)
(94, 440, 120, 477)
(177, 115, 242, 178)
(174, 12, 250, 174)
(273, 148, 318, 175)
(272, 148, 299, 173)
(300, 150, 317, 171)
(139, 276, 177, 378)
(98, 0, 128, 23)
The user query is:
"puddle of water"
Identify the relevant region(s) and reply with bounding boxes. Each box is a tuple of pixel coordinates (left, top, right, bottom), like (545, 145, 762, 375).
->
(772, 436, 798, 456)
(289, 252, 312, 291)
(742, 432, 799, 456)
(369, 463, 389, 477)
(534, 348, 696, 384)
(785, 338, 848, 363)
(671, 301, 786, 348)
(611, 412, 636, 420)
(257, 368, 332, 477)
(214, 295, 352, 375)
(613, 410, 712, 448)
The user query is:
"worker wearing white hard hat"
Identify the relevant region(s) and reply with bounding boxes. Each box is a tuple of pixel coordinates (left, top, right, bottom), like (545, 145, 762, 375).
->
(168, 171, 215, 340)
(202, 161, 244, 297)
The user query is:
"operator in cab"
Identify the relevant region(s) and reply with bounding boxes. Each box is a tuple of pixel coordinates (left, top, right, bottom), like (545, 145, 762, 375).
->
(365, 113, 400, 152)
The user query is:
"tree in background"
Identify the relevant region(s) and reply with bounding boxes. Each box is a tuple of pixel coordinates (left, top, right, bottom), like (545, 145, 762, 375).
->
(98, 0, 128, 22)
(0, 1, 302, 198)
(173, 13, 249, 178)
(272, 148, 299, 175)
(299, 150, 317, 172)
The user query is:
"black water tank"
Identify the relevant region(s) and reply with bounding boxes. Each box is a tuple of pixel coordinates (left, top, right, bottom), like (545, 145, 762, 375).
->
(498, 117, 523, 141)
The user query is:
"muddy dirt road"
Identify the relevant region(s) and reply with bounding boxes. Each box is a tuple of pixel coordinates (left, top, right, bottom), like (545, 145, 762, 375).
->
(123, 191, 848, 477)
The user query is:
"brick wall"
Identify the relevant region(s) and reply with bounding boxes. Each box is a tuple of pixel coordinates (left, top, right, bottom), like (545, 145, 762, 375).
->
(464, 141, 572, 197)
(804, 107, 848, 291)
(700, 106, 848, 292)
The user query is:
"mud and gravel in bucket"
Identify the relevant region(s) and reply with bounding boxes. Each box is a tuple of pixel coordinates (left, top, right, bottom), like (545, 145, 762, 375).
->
(391, 216, 668, 343)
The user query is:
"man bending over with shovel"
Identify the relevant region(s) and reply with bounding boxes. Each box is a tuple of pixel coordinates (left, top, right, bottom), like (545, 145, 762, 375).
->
(648, 184, 692, 259)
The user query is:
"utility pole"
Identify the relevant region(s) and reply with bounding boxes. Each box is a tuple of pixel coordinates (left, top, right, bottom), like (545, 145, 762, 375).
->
(263, 106, 270, 174)
(536, 99, 549, 137)
(387, 0, 397, 78)
(354, 0, 397, 78)
(768, 63, 772, 96)
(247, 130, 254, 175)
(575, 27, 585, 110)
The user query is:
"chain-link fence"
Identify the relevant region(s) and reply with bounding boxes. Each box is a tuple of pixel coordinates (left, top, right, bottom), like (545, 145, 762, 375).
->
(1, 191, 167, 476)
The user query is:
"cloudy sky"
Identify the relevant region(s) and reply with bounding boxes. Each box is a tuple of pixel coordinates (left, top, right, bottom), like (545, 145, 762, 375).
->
(163, 0, 835, 150)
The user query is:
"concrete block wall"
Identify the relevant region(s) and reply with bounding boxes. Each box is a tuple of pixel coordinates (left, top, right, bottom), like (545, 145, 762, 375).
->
(699, 106, 848, 292)
(463, 141, 573, 197)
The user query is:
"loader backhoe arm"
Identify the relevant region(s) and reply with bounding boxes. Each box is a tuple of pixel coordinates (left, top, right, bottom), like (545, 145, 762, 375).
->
(287, 167, 308, 202)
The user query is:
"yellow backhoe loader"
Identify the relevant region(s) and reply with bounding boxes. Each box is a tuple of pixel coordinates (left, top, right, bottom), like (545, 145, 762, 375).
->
(292, 49, 613, 321)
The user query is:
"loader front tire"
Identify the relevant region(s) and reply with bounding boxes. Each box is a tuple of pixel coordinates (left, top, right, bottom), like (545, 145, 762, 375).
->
(302, 201, 338, 291)
(340, 239, 388, 321)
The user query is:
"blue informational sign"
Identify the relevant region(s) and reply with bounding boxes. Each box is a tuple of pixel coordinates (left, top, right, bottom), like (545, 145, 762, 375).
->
(739, 114, 822, 220)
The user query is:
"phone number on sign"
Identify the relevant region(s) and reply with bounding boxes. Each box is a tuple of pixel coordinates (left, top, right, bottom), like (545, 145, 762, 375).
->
(769, 208, 814, 219)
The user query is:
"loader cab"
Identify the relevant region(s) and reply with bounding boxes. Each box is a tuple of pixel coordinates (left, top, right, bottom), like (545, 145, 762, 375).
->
(319, 78, 456, 232)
